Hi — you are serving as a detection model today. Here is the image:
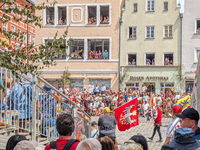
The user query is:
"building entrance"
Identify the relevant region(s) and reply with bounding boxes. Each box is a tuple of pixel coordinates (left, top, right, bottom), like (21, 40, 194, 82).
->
(144, 82, 155, 93)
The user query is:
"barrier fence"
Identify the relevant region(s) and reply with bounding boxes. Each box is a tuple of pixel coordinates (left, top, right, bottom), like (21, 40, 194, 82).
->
(0, 67, 91, 145)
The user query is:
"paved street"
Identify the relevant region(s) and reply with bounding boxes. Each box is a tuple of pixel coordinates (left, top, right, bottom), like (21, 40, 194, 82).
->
(92, 116, 172, 150)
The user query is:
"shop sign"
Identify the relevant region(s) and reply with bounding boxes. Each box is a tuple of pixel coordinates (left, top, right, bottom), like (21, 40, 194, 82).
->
(130, 76, 169, 81)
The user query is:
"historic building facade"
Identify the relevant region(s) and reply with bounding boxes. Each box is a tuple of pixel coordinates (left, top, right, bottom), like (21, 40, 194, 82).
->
(35, 0, 123, 92)
(0, 0, 35, 49)
(120, 0, 183, 93)
(182, 0, 200, 93)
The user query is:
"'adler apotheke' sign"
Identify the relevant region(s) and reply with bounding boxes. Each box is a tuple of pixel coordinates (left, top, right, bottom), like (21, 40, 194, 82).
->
(130, 76, 169, 81)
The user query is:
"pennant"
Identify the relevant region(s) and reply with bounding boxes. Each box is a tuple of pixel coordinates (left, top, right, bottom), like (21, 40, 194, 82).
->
(114, 98, 139, 131)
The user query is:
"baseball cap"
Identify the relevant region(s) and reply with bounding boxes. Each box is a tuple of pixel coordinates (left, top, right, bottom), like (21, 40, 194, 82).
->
(14, 140, 38, 150)
(104, 107, 110, 113)
(91, 121, 97, 126)
(176, 108, 199, 121)
(172, 105, 182, 114)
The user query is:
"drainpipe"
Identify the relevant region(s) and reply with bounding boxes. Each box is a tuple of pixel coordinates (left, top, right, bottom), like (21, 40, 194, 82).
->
(180, 13, 183, 94)
(119, 18, 123, 91)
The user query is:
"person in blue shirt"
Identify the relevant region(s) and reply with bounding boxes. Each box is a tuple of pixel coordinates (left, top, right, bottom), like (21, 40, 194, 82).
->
(132, 59, 136, 65)
(124, 93, 129, 103)
(103, 49, 109, 59)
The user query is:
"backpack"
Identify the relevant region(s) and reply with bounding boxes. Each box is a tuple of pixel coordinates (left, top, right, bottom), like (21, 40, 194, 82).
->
(50, 139, 79, 150)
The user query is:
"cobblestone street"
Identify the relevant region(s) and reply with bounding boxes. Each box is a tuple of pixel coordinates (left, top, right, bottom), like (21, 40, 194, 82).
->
(92, 116, 172, 150)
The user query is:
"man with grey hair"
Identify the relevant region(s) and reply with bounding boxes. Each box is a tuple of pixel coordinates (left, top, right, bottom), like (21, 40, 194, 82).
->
(76, 138, 101, 150)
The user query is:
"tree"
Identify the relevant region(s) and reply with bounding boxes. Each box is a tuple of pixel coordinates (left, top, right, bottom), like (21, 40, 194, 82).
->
(0, 0, 69, 90)
(58, 67, 71, 89)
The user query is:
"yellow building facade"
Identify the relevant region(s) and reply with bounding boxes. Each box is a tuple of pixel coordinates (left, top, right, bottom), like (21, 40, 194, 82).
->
(35, 0, 123, 92)
(120, 0, 182, 93)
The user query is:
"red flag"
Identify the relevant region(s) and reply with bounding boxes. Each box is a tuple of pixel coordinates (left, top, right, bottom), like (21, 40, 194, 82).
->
(114, 98, 139, 131)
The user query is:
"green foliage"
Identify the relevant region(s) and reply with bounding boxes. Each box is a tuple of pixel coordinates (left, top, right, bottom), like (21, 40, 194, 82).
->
(0, 0, 70, 90)
(58, 67, 71, 88)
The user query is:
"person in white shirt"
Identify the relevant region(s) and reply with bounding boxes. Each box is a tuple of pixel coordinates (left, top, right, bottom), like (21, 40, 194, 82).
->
(89, 82, 94, 93)
(127, 94, 132, 102)
(64, 85, 69, 94)
(140, 83, 147, 93)
(142, 101, 149, 116)
(164, 105, 182, 145)
(175, 92, 180, 100)
(100, 83, 106, 94)
(143, 92, 149, 102)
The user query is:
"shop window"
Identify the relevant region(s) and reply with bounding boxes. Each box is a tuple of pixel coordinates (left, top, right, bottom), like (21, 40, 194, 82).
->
(146, 0, 155, 11)
(17, 5, 21, 19)
(17, 28, 21, 42)
(133, 3, 138, 12)
(164, 25, 173, 38)
(23, 31, 27, 44)
(3, 23, 7, 37)
(146, 54, 155, 65)
(164, 2, 168, 11)
(186, 81, 194, 93)
(33, 36, 35, 46)
(45, 39, 66, 59)
(146, 26, 154, 38)
(160, 83, 175, 93)
(88, 39, 109, 59)
(58, 7, 67, 25)
(196, 20, 200, 34)
(69, 39, 84, 59)
(196, 49, 200, 62)
(164, 53, 173, 65)
(28, 34, 31, 45)
(128, 54, 137, 65)
(11, 25, 15, 40)
(129, 27, 137, 39)
(126, 83, 139, 91)
(46, 7, 55, 25)
(100, 6, 109, 24)
(70, 80, 83, 90)
(89, 79, 111, 90)
(88, 6, 97, 25)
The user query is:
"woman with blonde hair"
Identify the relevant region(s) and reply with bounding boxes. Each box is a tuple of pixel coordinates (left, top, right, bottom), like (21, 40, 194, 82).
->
(121, 140, 143, 150)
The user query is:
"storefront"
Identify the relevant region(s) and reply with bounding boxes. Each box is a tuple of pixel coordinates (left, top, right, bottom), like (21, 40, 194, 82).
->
(121, 67, 180, 94)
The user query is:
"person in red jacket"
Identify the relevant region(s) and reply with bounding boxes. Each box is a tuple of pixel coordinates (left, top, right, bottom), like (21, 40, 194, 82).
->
(148, 106, 162, 142)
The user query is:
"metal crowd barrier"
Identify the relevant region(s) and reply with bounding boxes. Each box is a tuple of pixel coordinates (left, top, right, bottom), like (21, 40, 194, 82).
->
(0, 67, 91, 145)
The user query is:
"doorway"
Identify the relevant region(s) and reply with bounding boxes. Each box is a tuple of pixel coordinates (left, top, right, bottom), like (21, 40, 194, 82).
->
(144, 82, 155, 93)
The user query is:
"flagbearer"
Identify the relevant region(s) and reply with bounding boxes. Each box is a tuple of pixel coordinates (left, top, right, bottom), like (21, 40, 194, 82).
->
(148, 105, 163, 142)
(98, 107, 117, 143)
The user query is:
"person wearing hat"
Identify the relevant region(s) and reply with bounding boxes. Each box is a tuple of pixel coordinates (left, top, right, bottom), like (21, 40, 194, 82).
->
(13, 140, 38, 150)
(164, 105, 182, 145)
(91, 121, 99, 139)
(98, 107, 117, 143)
(169, 128, 200, 150)
(176, 108, 200, 141)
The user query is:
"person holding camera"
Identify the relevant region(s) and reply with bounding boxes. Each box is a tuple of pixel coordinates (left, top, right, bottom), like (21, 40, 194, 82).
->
(148, 105, 162, 142)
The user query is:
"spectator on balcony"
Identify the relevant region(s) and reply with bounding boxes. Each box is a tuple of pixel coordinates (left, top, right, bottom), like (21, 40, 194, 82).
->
(132, 59, 136, 65)
(169, 60, 173, 65)
(103, 49, 109, 59)
(146, 59, 151, 65)
(95, 50, 98, 59)
(46, 17, 50, 24)
(59, 17, 63, 25)
(152, 59, 155, 65)
(98, 50, 102, 58)
(45, 113, 79, 150)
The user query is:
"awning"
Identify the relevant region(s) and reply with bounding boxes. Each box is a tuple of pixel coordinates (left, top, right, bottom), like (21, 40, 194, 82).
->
(0, 38, 10, 48)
